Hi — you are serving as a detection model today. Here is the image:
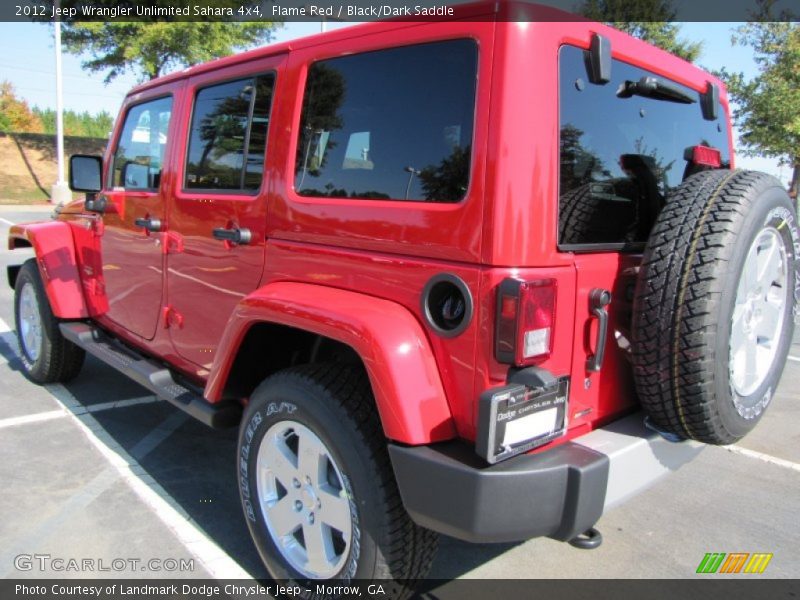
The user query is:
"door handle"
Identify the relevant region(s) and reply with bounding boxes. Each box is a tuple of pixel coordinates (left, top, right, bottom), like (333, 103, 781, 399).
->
(212, 227, 252, 245)
(134, 217, 162, 232)
(586, 288, 612, 372)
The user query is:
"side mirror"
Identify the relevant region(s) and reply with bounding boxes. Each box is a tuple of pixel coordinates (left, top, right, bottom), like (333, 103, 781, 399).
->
(69, 154, 102, 193)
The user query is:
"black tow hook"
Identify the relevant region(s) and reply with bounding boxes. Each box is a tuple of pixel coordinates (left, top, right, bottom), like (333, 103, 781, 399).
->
(568, 527, 603, 550)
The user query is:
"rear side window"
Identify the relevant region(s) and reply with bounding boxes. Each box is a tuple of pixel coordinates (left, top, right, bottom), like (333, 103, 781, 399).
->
(558, 45, 730, 248)
(185, 74, 275, 192)
(295, 39, 478, 202)
(111, 96, 172, 191)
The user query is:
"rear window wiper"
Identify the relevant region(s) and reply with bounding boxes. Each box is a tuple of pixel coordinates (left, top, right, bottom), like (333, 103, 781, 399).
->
(617, 76, 696, 104)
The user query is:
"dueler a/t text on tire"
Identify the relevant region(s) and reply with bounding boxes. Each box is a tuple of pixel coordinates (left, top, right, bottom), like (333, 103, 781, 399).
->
(632, 170, 798, 444)
(237, 363, 437, 596)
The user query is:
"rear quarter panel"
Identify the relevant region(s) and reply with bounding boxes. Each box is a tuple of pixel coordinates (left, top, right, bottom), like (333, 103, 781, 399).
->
(266, 19, 495, 263)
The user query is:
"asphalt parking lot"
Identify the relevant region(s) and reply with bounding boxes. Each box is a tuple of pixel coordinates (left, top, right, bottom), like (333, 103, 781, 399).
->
(0, 204, 798, 583)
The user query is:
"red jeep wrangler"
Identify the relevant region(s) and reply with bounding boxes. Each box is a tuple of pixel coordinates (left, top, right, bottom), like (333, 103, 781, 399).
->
(7, 1, 798, 591)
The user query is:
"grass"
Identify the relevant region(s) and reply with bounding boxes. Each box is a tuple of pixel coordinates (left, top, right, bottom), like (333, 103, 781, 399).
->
(0, 186, 52, 204)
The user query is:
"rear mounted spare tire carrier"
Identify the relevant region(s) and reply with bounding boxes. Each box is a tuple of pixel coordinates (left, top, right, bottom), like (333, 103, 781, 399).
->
(631, 170, 797, 445)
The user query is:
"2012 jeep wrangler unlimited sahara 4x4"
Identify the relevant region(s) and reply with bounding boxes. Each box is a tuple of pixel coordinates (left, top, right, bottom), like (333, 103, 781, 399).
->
(7, 1, 798, 592)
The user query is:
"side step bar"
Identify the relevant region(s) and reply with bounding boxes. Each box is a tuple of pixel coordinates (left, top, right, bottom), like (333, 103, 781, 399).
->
(60, 322, 241, 428)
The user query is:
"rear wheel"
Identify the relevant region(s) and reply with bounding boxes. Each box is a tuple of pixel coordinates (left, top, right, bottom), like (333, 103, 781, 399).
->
(14, 259, 85, 383)
(632, 170, 798, 444)
(237, 363, 438, 594)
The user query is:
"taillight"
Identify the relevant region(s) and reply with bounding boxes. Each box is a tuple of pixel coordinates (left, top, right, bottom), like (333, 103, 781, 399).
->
(495, 278, 557, 366)
(685, 144, 722, 168)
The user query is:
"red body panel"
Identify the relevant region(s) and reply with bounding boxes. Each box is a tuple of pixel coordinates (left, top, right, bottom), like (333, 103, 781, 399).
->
(8, 221, 88, 319)
(255, 240, 482, 438)
(90, 78, 186, 342)
(97, 190, 166, 340)
(208, 282, 456, 444)
(164, 55, 286, 371)
(265, 20, 494, 264)
(13, 3, 737, 447)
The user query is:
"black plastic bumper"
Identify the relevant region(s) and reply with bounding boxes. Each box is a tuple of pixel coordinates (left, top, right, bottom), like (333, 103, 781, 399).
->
(388, 412, 702, 544)
(388, 438, 608, 543)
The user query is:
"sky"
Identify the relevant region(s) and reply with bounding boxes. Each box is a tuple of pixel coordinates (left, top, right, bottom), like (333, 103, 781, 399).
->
(0, 20, 789, 185)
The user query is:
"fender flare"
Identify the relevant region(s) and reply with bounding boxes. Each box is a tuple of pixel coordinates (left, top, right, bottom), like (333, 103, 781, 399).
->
(8, 221, 88, 319)
(206, 282, 456, 445)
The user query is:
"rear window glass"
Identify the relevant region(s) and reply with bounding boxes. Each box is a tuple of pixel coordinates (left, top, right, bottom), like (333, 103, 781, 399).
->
(558, 45, 730, 247)
(294, 39, 478, 202)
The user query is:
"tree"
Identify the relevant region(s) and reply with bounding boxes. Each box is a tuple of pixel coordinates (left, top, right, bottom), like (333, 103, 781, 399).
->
(0, 81, 43, 133)
(34, 107, 114, 138)
(716, 4, 800, 197)
(57, 2, 279, 83)
(578, 0, 702, 62)
(559, 124, 610, 192)
(418, 145, 472, 202)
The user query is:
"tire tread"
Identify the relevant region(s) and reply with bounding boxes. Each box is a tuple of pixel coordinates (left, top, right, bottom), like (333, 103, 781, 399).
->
(631, 169, 794, 444)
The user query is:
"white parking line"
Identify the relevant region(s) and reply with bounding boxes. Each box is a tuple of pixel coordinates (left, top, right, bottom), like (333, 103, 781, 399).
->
(0, 409, 66, 430)
(0, 407, 190, 578)
(788, 355, 800, 363)
(0, 217, 15, 226)
(0, 316, 252, 580)
(727, 444, 800, 473)
(43, 384, 252, 579)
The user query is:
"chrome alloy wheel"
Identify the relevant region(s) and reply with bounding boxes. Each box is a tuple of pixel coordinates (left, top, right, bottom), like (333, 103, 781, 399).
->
(18, 282, 43, 362)
(256, 420, 354, 578)
(729, 227, 790, 400)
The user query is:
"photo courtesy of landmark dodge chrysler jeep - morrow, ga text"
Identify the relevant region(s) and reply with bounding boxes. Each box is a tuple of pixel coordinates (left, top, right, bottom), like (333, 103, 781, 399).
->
(7, 1, 798, 593)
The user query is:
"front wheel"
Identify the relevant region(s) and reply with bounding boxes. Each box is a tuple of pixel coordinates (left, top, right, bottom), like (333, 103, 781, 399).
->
(237, 364, 437, 594)
(14, 259, 85, 383)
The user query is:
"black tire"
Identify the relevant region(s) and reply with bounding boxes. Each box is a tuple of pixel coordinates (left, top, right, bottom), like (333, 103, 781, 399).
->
(237, 363, 438, 595)
(14, 259, 85, 384)
(632, 170, 798, 444)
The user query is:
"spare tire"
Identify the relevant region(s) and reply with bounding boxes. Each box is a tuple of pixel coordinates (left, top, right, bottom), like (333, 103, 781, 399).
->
(632, 170, 798, 444)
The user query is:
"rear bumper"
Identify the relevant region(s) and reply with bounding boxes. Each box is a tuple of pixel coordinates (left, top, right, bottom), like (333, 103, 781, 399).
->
(388, 412, 702, 543)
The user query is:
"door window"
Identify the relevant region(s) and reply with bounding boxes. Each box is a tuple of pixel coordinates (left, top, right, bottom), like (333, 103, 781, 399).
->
(111, 96, 173, 190)
(185, 74, 275, 192)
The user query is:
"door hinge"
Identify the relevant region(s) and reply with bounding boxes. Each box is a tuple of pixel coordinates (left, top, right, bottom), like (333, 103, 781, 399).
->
(84, 277, 105, 297)
(162, 305, 184, 329)
(90, 217, 104, 237)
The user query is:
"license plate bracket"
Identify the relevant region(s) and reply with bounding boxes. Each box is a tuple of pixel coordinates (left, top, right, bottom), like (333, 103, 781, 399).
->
(476, 368, 569, 464)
